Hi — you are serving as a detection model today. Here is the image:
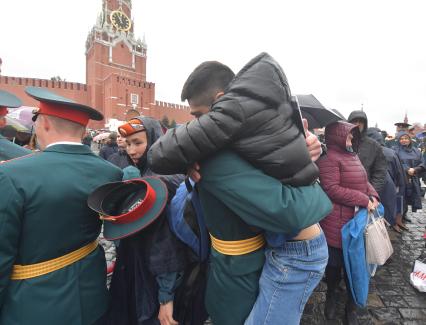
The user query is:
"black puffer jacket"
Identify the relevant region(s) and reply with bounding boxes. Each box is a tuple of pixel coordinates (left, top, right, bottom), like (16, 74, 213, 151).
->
(148, 52, 318, 186)
(348, 110, 387, 192)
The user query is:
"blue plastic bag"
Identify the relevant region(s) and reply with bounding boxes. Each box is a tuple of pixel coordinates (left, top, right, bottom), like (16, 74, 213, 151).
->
(341, 204, 384, 307)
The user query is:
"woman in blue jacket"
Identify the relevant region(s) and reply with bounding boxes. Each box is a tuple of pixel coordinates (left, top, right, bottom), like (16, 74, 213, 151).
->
(394, 131, 426, 223)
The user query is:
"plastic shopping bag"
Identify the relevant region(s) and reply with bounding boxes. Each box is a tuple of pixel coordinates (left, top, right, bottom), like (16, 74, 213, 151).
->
(410, 260, 426, 292)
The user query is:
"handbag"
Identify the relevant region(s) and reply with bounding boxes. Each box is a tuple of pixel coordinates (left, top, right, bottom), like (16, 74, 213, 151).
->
(365, 208, 393, 265)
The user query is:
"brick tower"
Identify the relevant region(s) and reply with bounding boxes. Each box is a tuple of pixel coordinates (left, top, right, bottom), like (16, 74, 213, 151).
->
(0, 0, 192, 129)
(85, 0, 155, 126)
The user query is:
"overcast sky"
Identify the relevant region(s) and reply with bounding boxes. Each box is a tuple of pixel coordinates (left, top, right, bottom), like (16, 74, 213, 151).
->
(1, 0, 425, 133)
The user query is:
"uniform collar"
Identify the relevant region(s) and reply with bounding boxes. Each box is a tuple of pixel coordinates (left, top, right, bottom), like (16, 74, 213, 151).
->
(44, 143, 93, 155)
(46, 141, 83, 148)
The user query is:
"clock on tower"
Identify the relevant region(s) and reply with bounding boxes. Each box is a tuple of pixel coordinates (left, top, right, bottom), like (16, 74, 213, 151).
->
(110, 10, 132, 31)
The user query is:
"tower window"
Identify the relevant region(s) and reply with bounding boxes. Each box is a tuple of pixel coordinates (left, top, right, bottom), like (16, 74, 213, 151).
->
(130, 93, 139, 105)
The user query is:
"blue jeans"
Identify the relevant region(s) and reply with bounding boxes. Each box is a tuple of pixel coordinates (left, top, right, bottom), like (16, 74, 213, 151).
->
(245, 230, 328, 325)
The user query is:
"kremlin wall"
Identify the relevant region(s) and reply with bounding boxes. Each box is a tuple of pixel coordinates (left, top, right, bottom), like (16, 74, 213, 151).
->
(0, 0, 193, 129)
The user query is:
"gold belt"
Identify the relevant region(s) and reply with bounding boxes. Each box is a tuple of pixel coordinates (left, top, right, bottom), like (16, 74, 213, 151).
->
(11, 240, 98, 280)
(210, 233, 265, 256)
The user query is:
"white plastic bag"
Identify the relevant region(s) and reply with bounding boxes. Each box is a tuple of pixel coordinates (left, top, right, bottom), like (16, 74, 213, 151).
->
(410, 260, 426, 292)
(365, 209, 393, 265)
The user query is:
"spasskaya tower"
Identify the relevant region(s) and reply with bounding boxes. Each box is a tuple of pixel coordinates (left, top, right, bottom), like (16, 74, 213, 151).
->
(0, 0, 192, 129)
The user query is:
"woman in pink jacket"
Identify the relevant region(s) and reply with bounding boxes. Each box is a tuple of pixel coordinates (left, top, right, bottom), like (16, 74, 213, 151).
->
(317, 121, 379, 325)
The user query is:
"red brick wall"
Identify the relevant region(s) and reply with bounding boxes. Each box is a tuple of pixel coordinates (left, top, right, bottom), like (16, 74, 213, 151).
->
(0, 0, 194, 130)
(149, 101, 193, 125)
(0, 75, 193, 128)
(112, 43, 132, 67)
(0, 76, 89, 106)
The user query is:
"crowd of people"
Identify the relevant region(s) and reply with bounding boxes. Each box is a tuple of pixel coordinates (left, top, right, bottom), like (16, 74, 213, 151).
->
(0, 52, 425, 325)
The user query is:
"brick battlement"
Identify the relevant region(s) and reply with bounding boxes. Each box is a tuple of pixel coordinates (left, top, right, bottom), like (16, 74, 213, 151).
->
(154, 100, 189, 110)
(0, 1, 194, 127)
(0, 76, 88, 91)
(114, 75, 154, 89)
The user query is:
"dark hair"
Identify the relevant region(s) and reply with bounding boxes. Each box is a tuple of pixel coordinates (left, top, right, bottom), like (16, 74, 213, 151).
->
(181, 61, 235, 106)
(109, 132, 118, 142)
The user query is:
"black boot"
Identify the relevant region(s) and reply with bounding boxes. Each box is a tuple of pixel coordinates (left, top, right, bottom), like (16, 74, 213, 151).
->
(324, 290, 337, 319)
(325, 264, 341, 320)
(345, 301, 359, 325)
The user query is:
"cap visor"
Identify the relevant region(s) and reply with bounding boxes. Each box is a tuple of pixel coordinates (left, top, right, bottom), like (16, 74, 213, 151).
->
(25, 86, 103, 121)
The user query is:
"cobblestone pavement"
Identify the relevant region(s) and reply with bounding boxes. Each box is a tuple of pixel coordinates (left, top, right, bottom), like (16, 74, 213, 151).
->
(302, 198, 426, 325)
(100, 199, 426, 325)
(99, 228, 115, 287)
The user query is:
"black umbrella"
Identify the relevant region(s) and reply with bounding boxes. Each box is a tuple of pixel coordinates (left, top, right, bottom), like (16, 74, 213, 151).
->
(296, 94, 344, 129)
(331, 108, 346, 120)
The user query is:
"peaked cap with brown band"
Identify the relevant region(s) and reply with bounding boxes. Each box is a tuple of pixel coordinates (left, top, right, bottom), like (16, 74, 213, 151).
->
(25, 87, 103, 126)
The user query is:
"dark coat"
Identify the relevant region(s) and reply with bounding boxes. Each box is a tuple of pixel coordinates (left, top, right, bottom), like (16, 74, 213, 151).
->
(107, 117, 187, 325)
(366, 128, 406, 190)
(148, 52, 318, 186)
(317, 121, 378, 249)
(99, 142, 118, 160)
(108, 149, 131, 169)
(107, 200, 186, 325)
(367, 128, 406, 225)
(393, 131, 425, 212)
(348, 111, 387, 193)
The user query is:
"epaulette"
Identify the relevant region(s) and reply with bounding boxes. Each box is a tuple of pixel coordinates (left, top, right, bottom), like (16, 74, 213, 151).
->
(0, 151, 41, 165)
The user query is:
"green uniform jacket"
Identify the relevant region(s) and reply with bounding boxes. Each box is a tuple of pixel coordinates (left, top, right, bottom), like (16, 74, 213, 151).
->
(0, 144, 123, 325)
(0, 135, 31, 161)
(198, 150, 332, 325)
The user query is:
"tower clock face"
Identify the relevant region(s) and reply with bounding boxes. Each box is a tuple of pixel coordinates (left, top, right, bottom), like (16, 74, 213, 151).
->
(110, 10, 131, 31)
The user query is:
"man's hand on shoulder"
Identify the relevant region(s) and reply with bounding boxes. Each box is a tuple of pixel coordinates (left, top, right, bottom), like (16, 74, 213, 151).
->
(302, 119, 322, 162)
(305, 130, 322, 162)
